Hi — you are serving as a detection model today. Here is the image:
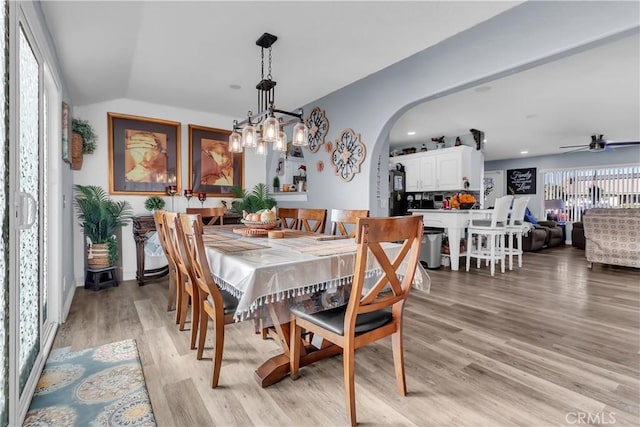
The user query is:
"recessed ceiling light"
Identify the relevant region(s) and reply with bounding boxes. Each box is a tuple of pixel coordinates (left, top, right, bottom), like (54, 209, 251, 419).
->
(407, 131, 416, 136)
(474, 85, 492, 93)
(520, 150, 529, 155)
(525, 114, 539, 119)
(229, 84, 241, 90)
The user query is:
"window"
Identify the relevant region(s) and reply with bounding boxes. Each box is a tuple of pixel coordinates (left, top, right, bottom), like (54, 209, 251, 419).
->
(543, 165, 640, 222)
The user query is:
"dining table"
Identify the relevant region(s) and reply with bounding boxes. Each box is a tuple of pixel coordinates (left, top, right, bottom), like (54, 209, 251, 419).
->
(202, 224, 430, 387)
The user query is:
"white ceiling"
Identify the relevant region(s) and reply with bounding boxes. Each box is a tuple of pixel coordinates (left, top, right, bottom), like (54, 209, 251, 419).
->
(389, 32, 640, 161)
(40, 1, 518, 116)
(39, 1, 639, 162)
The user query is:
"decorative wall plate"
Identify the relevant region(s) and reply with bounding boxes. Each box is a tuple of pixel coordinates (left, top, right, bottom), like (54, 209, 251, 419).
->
(305, 107, 329, 153)
(330, 129, 366, 182)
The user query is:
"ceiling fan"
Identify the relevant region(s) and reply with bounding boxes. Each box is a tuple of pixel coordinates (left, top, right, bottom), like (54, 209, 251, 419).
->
(560, 134, 640, 153)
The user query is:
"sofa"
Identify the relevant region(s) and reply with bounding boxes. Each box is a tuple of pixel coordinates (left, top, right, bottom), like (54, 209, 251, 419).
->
(519, 220, 564, 251)
(572, 222, 585, 249)
(583, 208, 640, 268)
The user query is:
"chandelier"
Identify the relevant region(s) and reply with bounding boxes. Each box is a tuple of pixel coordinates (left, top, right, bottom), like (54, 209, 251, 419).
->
(229, 33, 308, 155)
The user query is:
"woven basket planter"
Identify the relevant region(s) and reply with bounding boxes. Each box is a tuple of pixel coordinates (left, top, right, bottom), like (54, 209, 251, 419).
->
(87, 243, 111, 269)
(71, 133, 83, 170)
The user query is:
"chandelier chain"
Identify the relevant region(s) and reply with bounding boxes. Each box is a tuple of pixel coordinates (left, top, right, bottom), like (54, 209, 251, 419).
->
(261, 48, 265, 80)
(268, 46, 272, 80)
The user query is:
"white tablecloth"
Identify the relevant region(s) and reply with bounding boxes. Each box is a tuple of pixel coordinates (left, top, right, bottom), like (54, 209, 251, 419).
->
(204, 227, 430, 322)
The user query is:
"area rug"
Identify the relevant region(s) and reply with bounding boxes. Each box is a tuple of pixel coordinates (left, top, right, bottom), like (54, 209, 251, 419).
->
(24, 339, 156, 426)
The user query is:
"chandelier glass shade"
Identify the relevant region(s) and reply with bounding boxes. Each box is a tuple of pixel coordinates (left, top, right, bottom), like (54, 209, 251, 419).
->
(229, 33, 308, 154)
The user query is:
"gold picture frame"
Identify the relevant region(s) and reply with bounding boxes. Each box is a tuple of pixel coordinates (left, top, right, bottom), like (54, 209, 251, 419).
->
(188, 124, 244, 197)
(108, 112, 181, 195)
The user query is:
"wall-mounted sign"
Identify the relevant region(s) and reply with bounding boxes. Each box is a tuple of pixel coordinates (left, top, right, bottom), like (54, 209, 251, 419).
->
(507, 167, 536, 195)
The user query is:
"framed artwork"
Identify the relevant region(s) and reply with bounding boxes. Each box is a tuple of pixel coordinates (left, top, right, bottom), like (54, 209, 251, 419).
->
(507, 167, 537, 195)
(330, 128, 366, 182)
(305, 106, 329, 153)
(61, 102, 71, 163)
(188, 124, 243, 196)
(108, 112, 181, 195)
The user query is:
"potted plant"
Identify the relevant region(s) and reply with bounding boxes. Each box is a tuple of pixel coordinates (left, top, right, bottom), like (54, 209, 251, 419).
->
(230, 183, 276, 215)
(272, 176, 280, 192)
(70, 118, 97, 170)
(144, 195, 166, 212)
(73, 185, 133, 268)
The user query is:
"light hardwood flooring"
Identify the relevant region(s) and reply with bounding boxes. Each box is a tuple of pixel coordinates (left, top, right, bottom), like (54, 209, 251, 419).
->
(53, 246, 640, 426)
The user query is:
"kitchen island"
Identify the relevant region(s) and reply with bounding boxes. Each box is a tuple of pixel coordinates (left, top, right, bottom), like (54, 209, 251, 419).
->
(409, 209, 491, 271)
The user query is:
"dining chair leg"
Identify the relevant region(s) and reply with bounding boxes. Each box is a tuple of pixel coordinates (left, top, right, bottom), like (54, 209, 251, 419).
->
(178, 285, 189, 331)
(176, 273, 185, 325)
(343, 345, 357, 427)
(190, 292, 200, 350)
(167, 269, 176, 312)
(391, 329, 407, 396)
(196, 306, 208, 360)
(211, 310, 225, 388)
(289, 317, 301, 380)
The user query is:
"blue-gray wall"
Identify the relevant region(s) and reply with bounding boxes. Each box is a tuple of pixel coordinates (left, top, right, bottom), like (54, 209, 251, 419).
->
(281, 1, 639, 218)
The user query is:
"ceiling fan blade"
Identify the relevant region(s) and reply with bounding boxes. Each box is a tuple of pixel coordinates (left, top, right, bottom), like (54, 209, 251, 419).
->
(562, 147, 589, 154)
(559, 144, 588, 149)
(607, 141, 640, 147)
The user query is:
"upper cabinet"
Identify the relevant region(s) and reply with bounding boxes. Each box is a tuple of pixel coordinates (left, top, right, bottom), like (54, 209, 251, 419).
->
(392, 146, 484, 192)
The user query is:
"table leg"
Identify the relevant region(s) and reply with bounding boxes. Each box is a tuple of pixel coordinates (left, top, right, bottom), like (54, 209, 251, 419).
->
(253, 302, 341, 387)
(448, 227, 462, 271)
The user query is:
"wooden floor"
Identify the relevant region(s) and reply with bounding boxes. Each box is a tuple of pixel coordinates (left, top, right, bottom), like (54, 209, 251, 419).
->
(53, 246, 640, 426)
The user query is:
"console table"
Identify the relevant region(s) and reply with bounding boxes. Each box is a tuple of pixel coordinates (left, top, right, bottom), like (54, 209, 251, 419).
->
(132, 213, 243, 285)
(132, 215, 169, 286)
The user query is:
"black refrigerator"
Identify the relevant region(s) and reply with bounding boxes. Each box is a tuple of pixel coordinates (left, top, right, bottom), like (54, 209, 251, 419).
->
(389, 165, 407, 216)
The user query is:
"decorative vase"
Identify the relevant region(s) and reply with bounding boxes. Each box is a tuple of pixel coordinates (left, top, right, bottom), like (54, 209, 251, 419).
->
(87, 243, 111, 269)
(71, 133, 84, 170)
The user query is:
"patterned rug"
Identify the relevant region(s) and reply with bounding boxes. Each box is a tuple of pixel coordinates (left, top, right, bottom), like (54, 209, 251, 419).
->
(24, 339, 156, 426)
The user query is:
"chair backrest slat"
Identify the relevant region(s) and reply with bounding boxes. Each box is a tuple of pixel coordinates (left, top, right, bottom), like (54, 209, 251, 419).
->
(278, 208, 298, 229)
(186, 207, 225, 226)
(153, 210, 176, 271)
(297, 208, 327, 234)
(163, 211, 190, 277)
(344, 216, 423, 334)
(490, 195, 514, 227)
(330, 209, 369, 237)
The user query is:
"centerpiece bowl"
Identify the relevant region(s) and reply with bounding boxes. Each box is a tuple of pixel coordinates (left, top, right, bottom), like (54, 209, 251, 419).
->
(240, 218, 280, 230)
(459, 203, 475, 210)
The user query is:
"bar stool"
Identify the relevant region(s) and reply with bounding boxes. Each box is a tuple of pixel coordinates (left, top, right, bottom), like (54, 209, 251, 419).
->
(504, 196, 530, 270)
(466, 195, 513, 276)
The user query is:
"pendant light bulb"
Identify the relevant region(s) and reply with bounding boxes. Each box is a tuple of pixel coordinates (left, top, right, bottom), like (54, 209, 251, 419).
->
(292, 121, 308, 146)
(263, 115, 279, 143)
(229, 130, 243, 153)
(242, 124, 257, 147)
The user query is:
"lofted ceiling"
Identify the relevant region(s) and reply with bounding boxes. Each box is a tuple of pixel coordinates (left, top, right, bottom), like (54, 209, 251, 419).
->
(39, 2, 638, 162)
(40, 1, 518, 117)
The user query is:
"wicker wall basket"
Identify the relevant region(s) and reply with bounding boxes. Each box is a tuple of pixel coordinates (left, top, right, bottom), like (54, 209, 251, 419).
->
(87, 243, 111, 269)
(70, 133, 83, 170)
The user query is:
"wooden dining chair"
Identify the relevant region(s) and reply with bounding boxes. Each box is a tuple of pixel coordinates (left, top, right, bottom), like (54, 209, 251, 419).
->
(176, 214, 238, 388)
(289, 215, 423, 426)
(278, 207, 298, 229)
(296, 208, 327, 234)
(329, 209, 370, 238)
(186, 207, 225, 226)
(163, 212, 200, 350)
(153, 210, 179, 315)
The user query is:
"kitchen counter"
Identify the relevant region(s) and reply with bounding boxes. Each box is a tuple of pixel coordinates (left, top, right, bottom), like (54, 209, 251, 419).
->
(409, 209, 491, 271)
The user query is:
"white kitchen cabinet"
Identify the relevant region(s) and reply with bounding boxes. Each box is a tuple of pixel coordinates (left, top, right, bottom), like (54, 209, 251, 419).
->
(391, 146, 483, 191)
